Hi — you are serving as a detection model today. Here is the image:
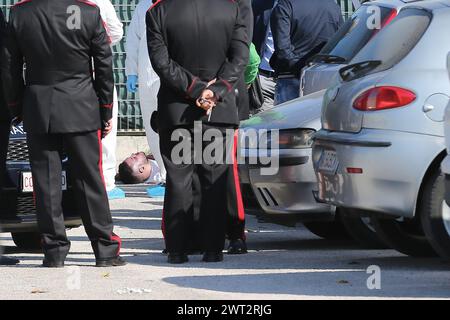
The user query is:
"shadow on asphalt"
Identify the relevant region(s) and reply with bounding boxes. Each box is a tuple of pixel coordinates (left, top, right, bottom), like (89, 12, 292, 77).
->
(160, 269, 450, 299)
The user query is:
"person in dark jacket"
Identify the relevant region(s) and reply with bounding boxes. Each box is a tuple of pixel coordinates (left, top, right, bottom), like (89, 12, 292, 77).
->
(1, 0, 125, 268)
(270, 0, 343, 105)
(252, 0, 277, 111)
(0, 7, 19, 267)
(147, 0, 249, 264)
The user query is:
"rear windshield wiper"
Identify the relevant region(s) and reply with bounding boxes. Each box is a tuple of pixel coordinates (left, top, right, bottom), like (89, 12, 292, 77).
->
(307, 54, 347, 65)
(339, 60, 382, 81)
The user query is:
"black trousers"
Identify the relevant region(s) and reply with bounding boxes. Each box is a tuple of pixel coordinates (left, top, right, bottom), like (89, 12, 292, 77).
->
(225, 129, 246, 241)
(189, 129, 246, 247)
(27, 130, 120, 262)
(160, 123, 234, 254)
(0, 124, 9, 192)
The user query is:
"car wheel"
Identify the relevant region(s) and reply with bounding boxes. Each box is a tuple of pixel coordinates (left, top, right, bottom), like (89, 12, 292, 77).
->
(371, 216, 436, 257)
(303, 210, 352, 240)
(339, 208, 389, 249)
(420, 170, 450, 260)
(11, 232, 42, 250)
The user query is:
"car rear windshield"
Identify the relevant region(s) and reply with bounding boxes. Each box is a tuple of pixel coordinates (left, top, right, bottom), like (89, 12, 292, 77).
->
(320, 4, 396, 63)
(345, 8, 432, 80)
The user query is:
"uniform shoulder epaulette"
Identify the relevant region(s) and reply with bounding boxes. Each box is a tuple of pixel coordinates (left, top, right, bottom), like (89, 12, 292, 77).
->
(148, 0, 164, 12)
(12, 0, 33, 8)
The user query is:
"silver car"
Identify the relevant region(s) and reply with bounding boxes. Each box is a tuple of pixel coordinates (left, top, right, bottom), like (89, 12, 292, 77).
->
(301, 0, 397, 97)
(313, 0, 450, 259)
(240, 0, 406, 247)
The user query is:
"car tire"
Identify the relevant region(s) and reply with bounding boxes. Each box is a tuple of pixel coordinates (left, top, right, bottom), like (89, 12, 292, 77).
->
(371, 216, 436, 257)
(420, 170, 450, 260)
(11, 232, 42, 250)
(303, 210, 352, 240)
(339, 209, 389, 249)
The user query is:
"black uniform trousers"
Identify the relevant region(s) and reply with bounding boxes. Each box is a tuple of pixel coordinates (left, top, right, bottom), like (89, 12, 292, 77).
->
(27, 130, 120, 262)
(160, 123, 234, 254)
(226, 129, 246, 241)
(189, 129, 246, 246)
(0, 123, 9, 192)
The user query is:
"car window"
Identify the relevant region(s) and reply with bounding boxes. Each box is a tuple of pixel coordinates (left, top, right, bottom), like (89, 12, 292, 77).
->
(320, 4, 395, 63)
(347, 8, 432, 79)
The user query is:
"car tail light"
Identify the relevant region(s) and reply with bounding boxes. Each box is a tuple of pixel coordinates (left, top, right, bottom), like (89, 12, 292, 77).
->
(353, 86, 416, 111)
(347, 167, 363, 174)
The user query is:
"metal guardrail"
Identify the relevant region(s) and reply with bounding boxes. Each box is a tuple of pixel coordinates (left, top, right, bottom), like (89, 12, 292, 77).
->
(0, 0, 355, 133)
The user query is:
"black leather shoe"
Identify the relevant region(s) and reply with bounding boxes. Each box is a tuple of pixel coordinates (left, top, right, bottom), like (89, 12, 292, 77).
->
(168, 253, 188, 264)
(227, 239, 248, 255)
(42, 259, 64, 268)
(96, 256, 127, 267)
(202, 252, 223, 263)
(0, 256, 20, 266)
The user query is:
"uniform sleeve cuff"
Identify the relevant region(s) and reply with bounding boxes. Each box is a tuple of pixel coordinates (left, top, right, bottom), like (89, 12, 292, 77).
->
(187, 77, 208, 100)
(100, 104, 113, 122)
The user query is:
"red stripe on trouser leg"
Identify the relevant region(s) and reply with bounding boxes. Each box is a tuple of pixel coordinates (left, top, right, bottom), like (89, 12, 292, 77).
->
(97, 130, 106, 188)
(232, 130, 245, 221)
(111, 233, 121, 256)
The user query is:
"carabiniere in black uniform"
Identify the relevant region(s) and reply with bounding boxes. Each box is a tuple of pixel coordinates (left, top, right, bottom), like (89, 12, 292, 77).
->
(147, 0, 249, 263)
(0, 7, 10, 194)
(1, 0, 125, 267)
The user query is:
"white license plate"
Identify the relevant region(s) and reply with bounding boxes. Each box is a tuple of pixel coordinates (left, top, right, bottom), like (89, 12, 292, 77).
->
(318, 150, 339, 175)
(22, 172, 67, 193)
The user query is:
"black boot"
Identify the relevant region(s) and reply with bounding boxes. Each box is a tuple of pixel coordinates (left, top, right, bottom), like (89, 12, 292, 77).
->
(96, 256, 127, 267)
(0, 256, 20, 266)
(202, 252, 224, 263)
(168, 253, 189, 264)
(227, 239, 248, 255)
(42, 259, 64, 268)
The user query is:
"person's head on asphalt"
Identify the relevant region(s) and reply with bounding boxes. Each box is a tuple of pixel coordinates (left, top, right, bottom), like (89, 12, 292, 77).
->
(119, 152, 152, 184)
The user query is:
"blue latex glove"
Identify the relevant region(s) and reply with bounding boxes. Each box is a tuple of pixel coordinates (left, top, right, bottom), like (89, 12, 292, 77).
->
(126, 75, 138, 93)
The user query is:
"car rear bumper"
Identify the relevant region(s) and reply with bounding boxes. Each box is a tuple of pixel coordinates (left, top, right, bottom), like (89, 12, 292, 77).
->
(1, 162, 80, 233)
(312, 129, 445, 218)
(239, 147, 334, 219)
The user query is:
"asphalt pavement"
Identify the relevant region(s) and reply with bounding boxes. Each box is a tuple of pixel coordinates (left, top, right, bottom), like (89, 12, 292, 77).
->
(0, 185, 449, 300)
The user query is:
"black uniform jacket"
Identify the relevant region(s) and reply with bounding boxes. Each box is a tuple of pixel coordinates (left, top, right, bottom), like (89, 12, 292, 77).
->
(0, 8, 9, 125)
(236, 0, 253, 121)
(1, 0, 114, 134)
(146, 0, 250, 130)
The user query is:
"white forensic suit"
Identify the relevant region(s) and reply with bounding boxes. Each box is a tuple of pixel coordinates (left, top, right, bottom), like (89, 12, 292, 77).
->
(125, 0, 166, 183)
(90, 0, 124, 192)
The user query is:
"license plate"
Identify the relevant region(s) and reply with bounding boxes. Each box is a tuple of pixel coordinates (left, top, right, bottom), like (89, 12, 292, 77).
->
(318, 150, 339, 175)
(22, 172, 67, 193)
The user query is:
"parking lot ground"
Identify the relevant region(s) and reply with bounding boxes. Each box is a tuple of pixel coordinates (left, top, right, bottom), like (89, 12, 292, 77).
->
(1, 186, 450, 300)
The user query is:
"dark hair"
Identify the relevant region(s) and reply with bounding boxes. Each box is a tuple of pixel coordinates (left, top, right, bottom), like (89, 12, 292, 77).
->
(118, 161, 141, 184)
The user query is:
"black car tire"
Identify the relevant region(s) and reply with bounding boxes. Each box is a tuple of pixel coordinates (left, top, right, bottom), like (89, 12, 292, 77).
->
(420, 171, 450, 260)
(303, 210, 352, 241)
(371, 216, 436, 257)
(11, 232, 42, 250)
(339, 208, 389, 249)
